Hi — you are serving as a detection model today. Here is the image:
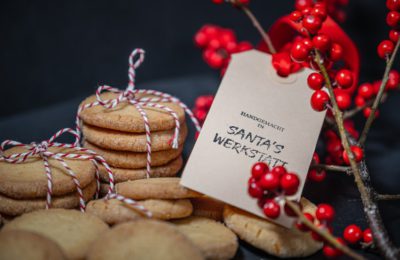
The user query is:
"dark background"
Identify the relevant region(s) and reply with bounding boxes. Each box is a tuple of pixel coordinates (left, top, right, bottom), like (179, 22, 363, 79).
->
(0, 1, 400, 259)
(0, 0, 395, 117)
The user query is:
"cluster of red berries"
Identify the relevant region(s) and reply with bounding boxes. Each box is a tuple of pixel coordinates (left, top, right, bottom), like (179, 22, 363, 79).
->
(192, 95, 214, 126)
(248, 162, 301, 219)
(377, 0, 400, 59)
(194, 24, 253, 74)
(354, 70, 400, 118)
(307, 152, 327, 182)
(343, 224, 373, 246)
(286, 1, 355, 112)
(323, 122, 363, 166)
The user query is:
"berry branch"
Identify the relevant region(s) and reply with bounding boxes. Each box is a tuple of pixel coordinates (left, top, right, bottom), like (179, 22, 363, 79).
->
(312, 163, 351, 174)
(359, 38, 400, 146)
(376, 193, 400, 201)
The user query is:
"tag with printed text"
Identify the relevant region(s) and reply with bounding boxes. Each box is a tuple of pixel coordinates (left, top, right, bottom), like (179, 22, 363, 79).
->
(181, 50, 325, 227)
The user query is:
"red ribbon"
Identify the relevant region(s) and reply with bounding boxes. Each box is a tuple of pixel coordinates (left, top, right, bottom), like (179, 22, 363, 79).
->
(260, 16, 360, 93)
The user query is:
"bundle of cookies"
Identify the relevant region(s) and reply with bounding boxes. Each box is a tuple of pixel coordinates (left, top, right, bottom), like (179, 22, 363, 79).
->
(78, 92, 188, 195)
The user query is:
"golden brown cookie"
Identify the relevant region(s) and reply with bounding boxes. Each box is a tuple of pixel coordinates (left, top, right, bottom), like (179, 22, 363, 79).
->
(223, 198, 323, 258)
(116, 177, 201, 200)
(3, 208, 109, 260)
(79, 92, 186, 133)
(86, 219, 204, 260)
(99, 156, 183, 183)
(82, 123, 188, 152)
(84, 141, 183, 169)
(86, 198, 193, 224)
(0, 230, 66, 260)
(191, 196, 225, 221)
(0, 146, 95, 199)
(172, 216, 238, 260)
(0, 181, 97, 216)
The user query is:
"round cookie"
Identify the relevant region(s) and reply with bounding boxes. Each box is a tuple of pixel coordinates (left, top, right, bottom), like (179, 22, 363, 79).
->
(191, 196, 225, 221)
(99, 156, 183, 183)
(0, 146, 96, 199)
(84, 141, 183, 169)
(86, 219, 204, 260)
(223, 198, 323, 258)
(83, 123, 188, 152)
(116, 177, 201, 200)
(3, 208, 109, 260)
(172, 216, 238, 260)
(86, 198, 193, 224)
(0, 181, 97, 216)
(0, 230, 66, 260)
(79, 92, 186, 133)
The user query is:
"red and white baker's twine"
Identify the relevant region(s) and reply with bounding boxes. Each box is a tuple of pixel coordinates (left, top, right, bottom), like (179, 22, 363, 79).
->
(0, 128, 152, 217)
(76, 48, 202, 178)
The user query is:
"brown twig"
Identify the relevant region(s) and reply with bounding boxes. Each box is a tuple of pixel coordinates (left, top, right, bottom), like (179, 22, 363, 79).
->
(285, 200, 365, 260)
(312, 163, 351, 173)
(228, 0, 276, 54)
(359, 38, 400, 146)
(376, 193, 400, 201)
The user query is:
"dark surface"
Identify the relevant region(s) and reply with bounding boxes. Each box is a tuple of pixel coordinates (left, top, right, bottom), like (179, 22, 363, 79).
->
(0, 75, 399, 259)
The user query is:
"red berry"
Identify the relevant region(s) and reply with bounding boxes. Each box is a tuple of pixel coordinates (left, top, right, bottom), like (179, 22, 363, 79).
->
(311, 224, 333, 241)
(387, 70, 400, 89)
(208, 38, 222, 49)
(302, 38, 314, 50)
(259, 172, 280, 190)
(335, 69, 353, 89)
(271, 166, 287, 177)
(291, 42, 310, 62)
(378, 40, 395, 59)
(284, 201, 302, 217)
(311, 4, 328, 21)
(363, 107, 379, 118)
(307, 72, 324, 90)
(248, 182, 264, 198)
(251, 162, 269, 179)
(312, 34, 331, 52)
(301, 7, 313, 16)
(194, 108, 207, 122)
(311, 90, 329, 111)
(263, 199, 281, 219)
(236, 41, 253, 52)
(202, 25, 220, 38)
(387, 11, 400, 27)
(363, 228, 373, 244)
(335, 90, 351, 110)
(316, 204, 335, 223)
(343, 145, 364, 165)
(358, 83, 374, 99)
(280, 173, 300, 195)
(389, 29, 400, 42)
(303, 15, 322, 34)
(219, 29, 236, 45)
(330, 43, 343, 61)
(308, 169, 326, 182)
(343, 224, 362, 244)
(194, 31, 209, 48)
(207, 51, 225, 69)
(296, 212, 315, 231)
(312, 152, 320, 164)
(212, 0, 224, 4)
(290, 11, 303, 22)
(355, 95, 366, 107)
(323, 238, 344, 258)
(195, 95, 213, 110)
(295, 0, 313, 11)
(387, 0, 400, 11)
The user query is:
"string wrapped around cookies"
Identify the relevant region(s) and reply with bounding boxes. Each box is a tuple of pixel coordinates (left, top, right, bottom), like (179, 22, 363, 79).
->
(75, 48, 202, 179)
(0, 128, 151, 217)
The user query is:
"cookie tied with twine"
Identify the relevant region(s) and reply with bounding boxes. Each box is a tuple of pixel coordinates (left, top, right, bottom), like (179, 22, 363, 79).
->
(76, 48, 201, 178)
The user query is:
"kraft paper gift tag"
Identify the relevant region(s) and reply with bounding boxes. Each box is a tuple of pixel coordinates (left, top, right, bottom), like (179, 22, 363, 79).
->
(181, 50, 326, 227)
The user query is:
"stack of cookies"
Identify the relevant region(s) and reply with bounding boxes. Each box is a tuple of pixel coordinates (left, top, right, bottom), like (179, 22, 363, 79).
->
(0, 147, 97, 217)
(78, 92, 188, 192)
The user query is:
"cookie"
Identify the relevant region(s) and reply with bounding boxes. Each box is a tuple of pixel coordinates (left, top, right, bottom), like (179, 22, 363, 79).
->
(84, 141, 183, 169)
(172, 216, 238, 260)
(191, 196, 225, 221)
(86, 198, 193, 224)
(0, 181, 97, 216)
(0, 146, 95, 199)
(0, 230, 66, 260)
(79, 92, 186, 133)
(223, 198, 323, 258)
(99, 156, 183, 183)
(82, 123, 188, 152)
(3, 208, 109, 260)
(86, 219, 204, 260)
(116, 177, 201, 200)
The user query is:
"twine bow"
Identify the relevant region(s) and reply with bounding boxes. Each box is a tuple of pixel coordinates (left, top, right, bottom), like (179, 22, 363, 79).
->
(0, 128, 152, 217)
(76, 48, 202, 178)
